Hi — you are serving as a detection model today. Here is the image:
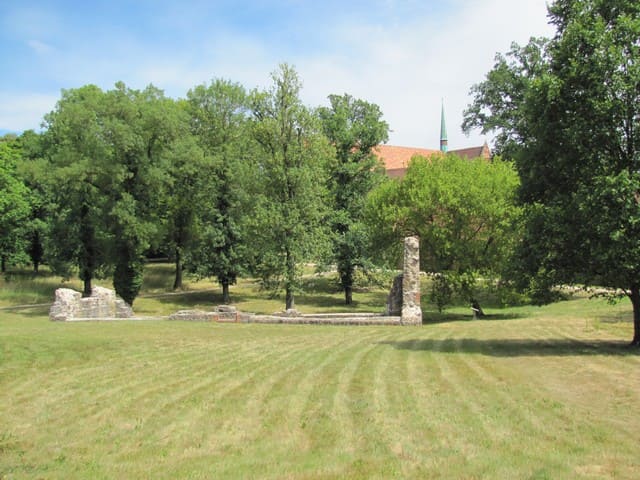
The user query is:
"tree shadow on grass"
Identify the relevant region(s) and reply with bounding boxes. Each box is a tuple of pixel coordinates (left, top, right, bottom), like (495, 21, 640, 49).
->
(379, 337, 639, 357)
(294, 293, 387, 312)
(422, 312, 527, 324)
(150, 290, 252, 307)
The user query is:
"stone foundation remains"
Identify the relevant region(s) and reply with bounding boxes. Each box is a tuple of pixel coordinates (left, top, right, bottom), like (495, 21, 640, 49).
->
(167, 308, 403, 325)
(401, 236, 422, 325)
(49, 286, 133, 321)
(168, 305, 238, 322)
(49, 238, 422, 326)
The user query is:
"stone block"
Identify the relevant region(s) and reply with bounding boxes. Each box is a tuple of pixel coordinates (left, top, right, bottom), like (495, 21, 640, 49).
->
(168, 310, 217, 321)
(49, 287, 133, 321)
(401, 236, 422, 325)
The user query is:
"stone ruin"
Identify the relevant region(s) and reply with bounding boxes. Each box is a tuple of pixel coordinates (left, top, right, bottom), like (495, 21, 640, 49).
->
(48, 237, 422, 325)
(386, 236, 423, 325)
(49, 286, 133, 321)
(167, 237, 423, 326)
(168, 305, 238, 322)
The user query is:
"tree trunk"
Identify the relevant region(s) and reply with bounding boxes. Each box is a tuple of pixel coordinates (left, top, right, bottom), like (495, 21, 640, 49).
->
(285, 244, 295, 310)
(173, 248, 182, 290)
(1, 255, 5, 273)
(83, 276, 92, 297)
(629, 286, 640, 347)
(286, 288, 295, 310)
(222, 282, 230, 305)
(345, 285, 353, 305)
(33, 260, 39, 274)
(341, 266, 354, 305)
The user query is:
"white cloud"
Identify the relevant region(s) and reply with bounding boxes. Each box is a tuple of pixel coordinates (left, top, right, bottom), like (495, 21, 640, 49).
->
(0, 93, 59, 132)
(27, 39, 55, 55)
(295, 0, 555, 149)
(1, 0, 555, 148)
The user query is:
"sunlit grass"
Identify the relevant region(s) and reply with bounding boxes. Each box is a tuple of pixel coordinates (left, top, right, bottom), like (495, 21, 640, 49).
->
(1, 263, 639, 478)
(1, 301, 638, 478)
(1, 263, 391, 316)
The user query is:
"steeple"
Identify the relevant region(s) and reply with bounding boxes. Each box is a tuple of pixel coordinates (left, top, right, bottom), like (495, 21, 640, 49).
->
(440, 100, 448, 152)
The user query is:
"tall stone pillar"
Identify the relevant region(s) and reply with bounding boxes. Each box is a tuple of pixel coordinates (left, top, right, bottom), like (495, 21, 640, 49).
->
(401, 236, 422, 325)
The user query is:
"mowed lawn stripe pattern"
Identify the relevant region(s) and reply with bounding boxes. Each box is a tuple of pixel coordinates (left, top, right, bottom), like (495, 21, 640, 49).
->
(1, 314, 639, 479)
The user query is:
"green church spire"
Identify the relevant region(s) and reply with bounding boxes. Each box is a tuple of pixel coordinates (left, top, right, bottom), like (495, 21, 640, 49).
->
(440, 100, 448, 152)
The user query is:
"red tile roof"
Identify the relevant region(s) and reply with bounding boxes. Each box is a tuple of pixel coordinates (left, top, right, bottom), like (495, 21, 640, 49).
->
(449, 142, 491, 160)
(374, 142, 491, 177)
(373, 145, 440, 171)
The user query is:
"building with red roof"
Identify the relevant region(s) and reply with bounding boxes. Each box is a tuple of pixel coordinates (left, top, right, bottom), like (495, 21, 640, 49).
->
(374, 102, 490, 178)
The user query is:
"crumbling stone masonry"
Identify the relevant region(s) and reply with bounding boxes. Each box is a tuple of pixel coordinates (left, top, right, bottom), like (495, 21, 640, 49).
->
(49, 286, 133, 321)
(401, 236, 422, 325)
(384, 236, 423, 324)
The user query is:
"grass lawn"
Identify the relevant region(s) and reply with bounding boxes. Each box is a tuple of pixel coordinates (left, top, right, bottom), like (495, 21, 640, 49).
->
(1, 265, 639, 478)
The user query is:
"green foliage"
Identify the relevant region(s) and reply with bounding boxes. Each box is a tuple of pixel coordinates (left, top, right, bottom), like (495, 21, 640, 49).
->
(42, 82, 185, 302)
(248, 64, 334, 309)
(113, 247, 144, 306)
(464, 0, 640, 343)
(16, 131, 49, 272)
(162, 133, 208, 289)
(366, 154, 521, 309)
(42, 85, 113, 293)
(103, 83, 184, 304)
(0, 137, 31, 272)
(462, 37, 549, 159)
(185, 79, 253, 301)
(429, 273, 453, 313)
(318, 94, 389, 304)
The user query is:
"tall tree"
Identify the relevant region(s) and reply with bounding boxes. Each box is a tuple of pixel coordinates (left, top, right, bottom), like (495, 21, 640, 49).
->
(365, 154, 520, 312)
(43, 82, 181, 304)
(163, 131, 208, 290)
(42, 85, 112, 295)
(186, 79, 252, 303)
(318, 94, 389, 305)
(463, 0, 640, 345)
(249, 64, 334, 310)
(103, 83, 179, 305)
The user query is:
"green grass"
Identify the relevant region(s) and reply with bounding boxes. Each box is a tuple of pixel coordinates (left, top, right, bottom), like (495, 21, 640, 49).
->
(0, 264, 390, 316)
(1, 265, 639, 478)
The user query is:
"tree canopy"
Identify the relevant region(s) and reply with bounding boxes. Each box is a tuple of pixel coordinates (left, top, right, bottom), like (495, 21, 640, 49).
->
(464, 0, 640, 344)
(248, 64, 334, 310)
(185, 79, 253, 302)
(366, 153, 520, 311)
(318, 94, 389, 305)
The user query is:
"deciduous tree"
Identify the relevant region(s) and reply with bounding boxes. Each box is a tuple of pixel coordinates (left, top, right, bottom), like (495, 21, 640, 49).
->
(185, 79, 252, 303)
(365, 154, 520, 312)
(249, 64, 334, 310)
(103, 83, 180, 305)
(42, 86, 112, 295)
(318, 94, 389, 305)
(463, 0, 640, 345)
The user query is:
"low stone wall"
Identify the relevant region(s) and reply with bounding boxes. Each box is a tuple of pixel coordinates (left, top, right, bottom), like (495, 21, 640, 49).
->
(243, 313, 402, 326)
(49, 287, 133, 321)
(166, 308, 402, 326)
(168, 306, 239, 322)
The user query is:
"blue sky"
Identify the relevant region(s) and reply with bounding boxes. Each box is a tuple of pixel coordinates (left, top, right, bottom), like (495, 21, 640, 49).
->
(1, 0, 554, 148)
